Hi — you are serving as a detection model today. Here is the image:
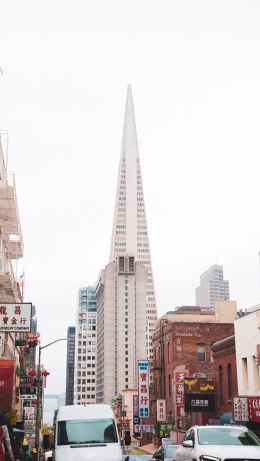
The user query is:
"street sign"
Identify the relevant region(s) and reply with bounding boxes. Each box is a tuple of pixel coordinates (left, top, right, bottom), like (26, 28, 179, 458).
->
(133, 415, 140, 425)
(20, 376, 32, 386)
(21, 394, 37, 400)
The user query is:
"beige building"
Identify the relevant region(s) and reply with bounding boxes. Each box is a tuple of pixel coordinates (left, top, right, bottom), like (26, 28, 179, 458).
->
(96, 255, 146, 404)
(235, 305, 260, 396)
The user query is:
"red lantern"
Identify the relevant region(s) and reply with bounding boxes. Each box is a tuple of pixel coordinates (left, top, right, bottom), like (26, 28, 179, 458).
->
(29, 369, 36, 386)
(42, 369, 50, 388)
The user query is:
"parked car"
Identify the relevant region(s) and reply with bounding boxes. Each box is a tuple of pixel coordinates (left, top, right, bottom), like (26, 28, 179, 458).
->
(175, 425, 260, 461)
(44, 451, 53, 461)
(124, 456, 152, 461)
(151, 444, 180, 461)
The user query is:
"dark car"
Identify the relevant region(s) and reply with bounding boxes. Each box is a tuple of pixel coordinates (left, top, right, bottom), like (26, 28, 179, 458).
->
(151, 444, 180, 461)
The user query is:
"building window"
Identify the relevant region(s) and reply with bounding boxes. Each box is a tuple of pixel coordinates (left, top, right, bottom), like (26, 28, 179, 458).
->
(197, 344, 206, 362)
(219, 365, 224, 402)
(227, 363, 232, 401)
(129, 257, 134, 272)
(242, 357, 248, 390)
(168, 374, 171, 396)
(119, 257, 125, 272)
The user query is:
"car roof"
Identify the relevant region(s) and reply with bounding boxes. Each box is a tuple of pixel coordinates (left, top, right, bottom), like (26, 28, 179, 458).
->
(191, 425, 248, 430)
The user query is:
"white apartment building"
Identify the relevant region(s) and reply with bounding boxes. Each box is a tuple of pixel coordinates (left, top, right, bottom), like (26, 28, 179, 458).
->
(96, 86, 157, 403)
(96, 255, 146, 404)
(196, 264, 230, 308)
(235, 305, 260, 396)
(74, 286, 97, 404)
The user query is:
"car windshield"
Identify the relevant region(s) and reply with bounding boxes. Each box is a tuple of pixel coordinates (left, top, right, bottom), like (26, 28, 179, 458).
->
(165, 445, 179, 457)
(198, 427, 260, 446)
(57, 418, 118, 445)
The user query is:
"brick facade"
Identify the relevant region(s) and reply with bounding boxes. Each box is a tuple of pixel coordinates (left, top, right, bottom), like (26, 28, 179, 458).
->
(151, 320, 234, 428)
(211, 335, 238, 419)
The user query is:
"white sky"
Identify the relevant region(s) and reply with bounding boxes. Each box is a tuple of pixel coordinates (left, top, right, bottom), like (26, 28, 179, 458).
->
(1, 0, 260, 394)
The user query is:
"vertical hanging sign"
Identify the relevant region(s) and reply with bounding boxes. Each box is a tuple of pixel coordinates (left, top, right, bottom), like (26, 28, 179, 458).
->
(156, 399, 166, 422)
(138, 360, 149, 418)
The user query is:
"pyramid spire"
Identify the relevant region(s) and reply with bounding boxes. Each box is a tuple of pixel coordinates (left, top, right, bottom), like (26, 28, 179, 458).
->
(109, 86, 157, 357)
(121, 84, 139, 154)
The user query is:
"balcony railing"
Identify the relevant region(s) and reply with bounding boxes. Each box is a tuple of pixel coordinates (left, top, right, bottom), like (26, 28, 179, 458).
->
(0, 252, 22, 302)
(0, 172, 23, 259)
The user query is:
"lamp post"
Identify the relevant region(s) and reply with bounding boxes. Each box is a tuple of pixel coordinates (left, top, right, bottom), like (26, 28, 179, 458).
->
(35, 338, 67, 461)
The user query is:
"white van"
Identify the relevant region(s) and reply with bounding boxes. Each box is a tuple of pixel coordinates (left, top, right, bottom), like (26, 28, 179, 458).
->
(53, 404, 123, 461)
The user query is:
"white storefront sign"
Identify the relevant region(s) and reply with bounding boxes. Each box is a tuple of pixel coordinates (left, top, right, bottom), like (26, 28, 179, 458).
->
(138, 360, 149, 418)
(0, 303, 32, 332)
(233, 397, 249, 422)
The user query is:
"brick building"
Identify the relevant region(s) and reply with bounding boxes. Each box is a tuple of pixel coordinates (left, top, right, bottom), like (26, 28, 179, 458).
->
(152, 312, 235, 429)
(211, 335, 238, 422)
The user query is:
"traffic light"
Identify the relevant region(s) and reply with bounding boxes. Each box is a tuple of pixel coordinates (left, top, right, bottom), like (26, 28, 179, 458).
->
(124, 430, 131, 446)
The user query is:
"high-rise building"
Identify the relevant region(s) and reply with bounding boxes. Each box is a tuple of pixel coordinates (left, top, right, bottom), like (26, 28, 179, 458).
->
(65, 326, 75, 405)
(74, 287, 97, 404)
(196, 264, 230, 308)
(96, 86, 157, 403)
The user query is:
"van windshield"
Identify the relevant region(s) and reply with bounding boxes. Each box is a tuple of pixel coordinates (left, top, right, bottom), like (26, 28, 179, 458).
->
(57, 418, 118, 445)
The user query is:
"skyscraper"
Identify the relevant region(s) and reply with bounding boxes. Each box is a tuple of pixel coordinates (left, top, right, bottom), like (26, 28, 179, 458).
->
(74, 287, 97, 404)
(196, 264, 230, 308)
(96, 86, 157, 404)
(110, 85, 157, 353)
(65, 326, 75, 405)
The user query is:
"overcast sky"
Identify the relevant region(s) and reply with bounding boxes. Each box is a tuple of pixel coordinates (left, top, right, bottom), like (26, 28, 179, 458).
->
(1, 0, 260, 394)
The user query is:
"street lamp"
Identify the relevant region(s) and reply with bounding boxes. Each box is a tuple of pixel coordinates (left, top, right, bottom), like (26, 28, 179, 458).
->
(35, 338, 67, 461)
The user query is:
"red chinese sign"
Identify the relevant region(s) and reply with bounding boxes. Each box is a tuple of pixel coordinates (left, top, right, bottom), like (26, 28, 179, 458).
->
(0, 360, 15, 411)
(175, 370, 189, 430)
(248, 397, 260, 423)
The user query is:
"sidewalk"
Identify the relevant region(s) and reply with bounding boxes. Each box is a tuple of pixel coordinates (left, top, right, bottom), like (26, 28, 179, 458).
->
(140, 443, 157, 455)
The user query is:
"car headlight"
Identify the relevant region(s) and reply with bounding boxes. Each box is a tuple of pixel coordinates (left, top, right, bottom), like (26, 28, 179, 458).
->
(199, 456, 221, 461)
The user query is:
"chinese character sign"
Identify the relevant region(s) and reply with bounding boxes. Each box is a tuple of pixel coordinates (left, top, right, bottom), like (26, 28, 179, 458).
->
(248, 397, 260, 423)
(0, 303, 32, 332)
(233, 397, 249, 422)
(138, 360, 149, 418)
(156, 399, 166, 422)
(175, 370, 188, 430)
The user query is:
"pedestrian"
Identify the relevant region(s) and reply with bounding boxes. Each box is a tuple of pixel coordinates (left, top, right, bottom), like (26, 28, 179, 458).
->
(0, 425, 15, 461)
(0, 411, 15, 461)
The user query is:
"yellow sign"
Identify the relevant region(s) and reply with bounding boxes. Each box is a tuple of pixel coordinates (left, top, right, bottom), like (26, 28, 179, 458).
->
(6, 411, 16, 425)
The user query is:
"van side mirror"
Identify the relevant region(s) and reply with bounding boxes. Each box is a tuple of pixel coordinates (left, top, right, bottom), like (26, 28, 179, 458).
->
(182, 439, 194, 448)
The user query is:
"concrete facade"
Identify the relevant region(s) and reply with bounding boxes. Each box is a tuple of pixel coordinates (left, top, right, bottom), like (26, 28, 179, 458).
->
(96, 256, 147, 404)
(65, 326, 75, 405)
(74, 286, 97, 404)
(235, 307, 260, 396)
(196, 264, 230, 308)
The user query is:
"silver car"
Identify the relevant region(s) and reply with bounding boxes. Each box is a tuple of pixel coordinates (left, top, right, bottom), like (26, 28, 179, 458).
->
(175, 425, 260, 461)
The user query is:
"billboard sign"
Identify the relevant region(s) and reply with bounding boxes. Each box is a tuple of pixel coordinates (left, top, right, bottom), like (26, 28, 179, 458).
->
(0, 303, 32, 332)
(184, 393, 216, 412)
(0, 360, 15, 411)
(138, 360, 149, 418)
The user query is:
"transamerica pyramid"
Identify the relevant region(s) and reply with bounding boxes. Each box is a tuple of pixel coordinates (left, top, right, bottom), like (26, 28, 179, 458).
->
(110, 85, 157, 360)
